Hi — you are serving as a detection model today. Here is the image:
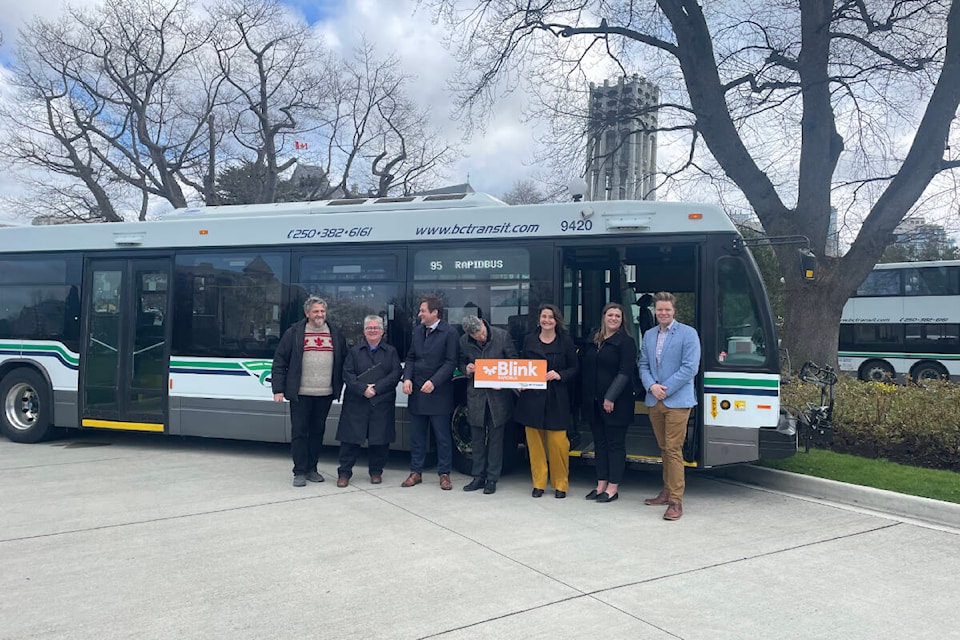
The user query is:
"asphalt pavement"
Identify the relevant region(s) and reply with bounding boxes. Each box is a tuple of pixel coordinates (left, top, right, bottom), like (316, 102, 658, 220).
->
(1, 431, 958, 639)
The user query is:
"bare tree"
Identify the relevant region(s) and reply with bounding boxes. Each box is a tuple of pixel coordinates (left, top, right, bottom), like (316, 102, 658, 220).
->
(210, 0, 327, 203)
(427, 0, 960, 367)
(306, 40, 458, 199)
(2, 0, 219, 219)
(501, 179, 547, 204)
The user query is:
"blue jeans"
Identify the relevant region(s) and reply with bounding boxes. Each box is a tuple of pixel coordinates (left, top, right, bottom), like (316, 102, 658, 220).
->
(409, 412, 453, 475)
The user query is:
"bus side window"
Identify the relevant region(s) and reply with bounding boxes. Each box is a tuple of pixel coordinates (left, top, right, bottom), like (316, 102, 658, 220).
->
(717, 256, 767, 365)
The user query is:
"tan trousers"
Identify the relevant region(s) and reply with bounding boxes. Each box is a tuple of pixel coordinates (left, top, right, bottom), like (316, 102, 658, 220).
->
(525, 427, 569, 491)
(648, 401, 692, 503)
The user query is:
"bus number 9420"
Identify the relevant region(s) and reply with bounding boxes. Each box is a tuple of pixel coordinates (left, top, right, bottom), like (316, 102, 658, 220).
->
(560, 220, 592, 232)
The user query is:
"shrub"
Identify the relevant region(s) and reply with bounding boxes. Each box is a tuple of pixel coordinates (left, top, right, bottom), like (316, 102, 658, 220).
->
(781, 376, 960, 471)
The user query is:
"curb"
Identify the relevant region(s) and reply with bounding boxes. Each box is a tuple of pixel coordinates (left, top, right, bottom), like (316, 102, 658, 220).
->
(711, 465, 960, 530)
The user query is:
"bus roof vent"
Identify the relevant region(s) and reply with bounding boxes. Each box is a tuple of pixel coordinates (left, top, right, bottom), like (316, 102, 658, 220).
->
(374, 197, 416, 204)
(327, 198, 371, 206)
(423, 194, 468, 202)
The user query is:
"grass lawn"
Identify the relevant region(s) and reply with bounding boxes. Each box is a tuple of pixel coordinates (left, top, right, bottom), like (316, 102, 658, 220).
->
(758, 448, 960, 504)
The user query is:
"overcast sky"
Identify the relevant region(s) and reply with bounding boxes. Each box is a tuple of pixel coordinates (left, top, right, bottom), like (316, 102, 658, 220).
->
(0, 0, 543, 221)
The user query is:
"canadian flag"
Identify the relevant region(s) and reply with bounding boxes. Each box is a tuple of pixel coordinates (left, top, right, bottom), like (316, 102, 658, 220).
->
(294, 141, 308, 150)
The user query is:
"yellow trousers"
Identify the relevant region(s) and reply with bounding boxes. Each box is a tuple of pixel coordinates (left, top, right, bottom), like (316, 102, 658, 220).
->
(525, 427, 569, 491)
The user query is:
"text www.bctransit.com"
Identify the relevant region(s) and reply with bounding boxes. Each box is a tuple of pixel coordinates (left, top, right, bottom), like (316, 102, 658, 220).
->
(414, 222, 540, 236)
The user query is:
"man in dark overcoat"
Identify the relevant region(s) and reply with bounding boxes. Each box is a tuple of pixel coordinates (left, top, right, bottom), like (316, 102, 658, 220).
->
(335, 315, 402, 487)
(400, 295, 459, 490)
(458, 314, 518, 494)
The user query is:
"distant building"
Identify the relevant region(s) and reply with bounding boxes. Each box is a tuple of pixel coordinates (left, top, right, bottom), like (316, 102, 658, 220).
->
(893, 217, 951, 253)
(585, 76, 659, 201)
(413, 183, 475, 196)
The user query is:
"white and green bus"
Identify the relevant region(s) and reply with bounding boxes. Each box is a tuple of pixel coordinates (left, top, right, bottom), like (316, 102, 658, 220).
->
(0, 193, 792, 470)
(839, 260, 960, 382)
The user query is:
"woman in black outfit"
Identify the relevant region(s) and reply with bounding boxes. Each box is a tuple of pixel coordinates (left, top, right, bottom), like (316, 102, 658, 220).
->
(513, 304, 579, 499)
(580, 302, 637, 503)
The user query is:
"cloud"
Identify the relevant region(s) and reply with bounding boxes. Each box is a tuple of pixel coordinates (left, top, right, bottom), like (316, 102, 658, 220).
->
(0, 0, 542, 215)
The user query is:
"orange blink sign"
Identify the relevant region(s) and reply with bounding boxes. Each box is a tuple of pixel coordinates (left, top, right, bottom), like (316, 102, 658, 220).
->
(474, 359, 547, 389)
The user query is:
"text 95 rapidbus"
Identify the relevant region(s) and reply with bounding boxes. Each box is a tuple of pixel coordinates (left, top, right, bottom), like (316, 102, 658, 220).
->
(0, 193, 793, 470)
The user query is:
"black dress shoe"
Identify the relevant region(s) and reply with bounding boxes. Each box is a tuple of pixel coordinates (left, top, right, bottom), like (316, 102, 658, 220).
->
(463, 477, 485, 492)
(596, 492, 619, 503)
(585, 489, 599, 500)
(554, 490, 566, 499)
(531, 488, 544, 498)
(483, 481, 497, 494)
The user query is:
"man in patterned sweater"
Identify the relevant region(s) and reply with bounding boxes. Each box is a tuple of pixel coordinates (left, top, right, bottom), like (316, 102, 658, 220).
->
(272, 296, 346, 487)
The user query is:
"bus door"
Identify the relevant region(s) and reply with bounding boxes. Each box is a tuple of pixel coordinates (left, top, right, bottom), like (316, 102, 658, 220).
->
(561, 244, 695, 465)
(561, 246, 640, 455)
(80, 258, 171, 433)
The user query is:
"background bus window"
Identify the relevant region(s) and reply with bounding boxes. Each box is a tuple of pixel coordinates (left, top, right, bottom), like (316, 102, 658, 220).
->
(173, 253, 286, 358)
(717, 256, 767, 365)
(295, 253, 407, 350)
(904, 266, 960, 295)
(856, 270, 900, 296)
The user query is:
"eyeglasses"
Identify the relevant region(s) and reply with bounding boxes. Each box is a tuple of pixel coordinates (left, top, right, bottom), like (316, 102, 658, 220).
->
(364, 327, 383, 332)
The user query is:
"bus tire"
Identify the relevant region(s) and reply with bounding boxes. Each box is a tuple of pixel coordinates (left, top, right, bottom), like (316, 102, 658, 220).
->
(450, 407, 523, 477)
(859, 360, 894, 383)
(910, 361, 948, 384)
(451, 402, 473, 475)
(0, 368, 55, 443)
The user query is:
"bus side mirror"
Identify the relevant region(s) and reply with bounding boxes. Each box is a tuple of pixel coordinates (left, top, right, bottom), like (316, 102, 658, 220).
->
(798, 249, 816, 281)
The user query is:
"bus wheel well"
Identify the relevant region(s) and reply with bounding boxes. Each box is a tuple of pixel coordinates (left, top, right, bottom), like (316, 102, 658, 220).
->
(910, 361, 948, 383)
(0, 366, 57, 443)
(858, 359, 894, 383)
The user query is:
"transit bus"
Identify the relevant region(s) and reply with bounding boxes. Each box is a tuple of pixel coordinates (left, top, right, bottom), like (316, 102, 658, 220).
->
(839, 259, 960, 382)
(0, 193, 793, 470)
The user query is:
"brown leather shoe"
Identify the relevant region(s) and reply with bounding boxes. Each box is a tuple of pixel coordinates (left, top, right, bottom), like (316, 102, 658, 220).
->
(336, 476, 349, 488)
(401, 472, 422, 487)
(644, 489, 670, 506)
(439, 474, 453, 490)
(663, 501, 683, 520)
(370, 474, 382, 484)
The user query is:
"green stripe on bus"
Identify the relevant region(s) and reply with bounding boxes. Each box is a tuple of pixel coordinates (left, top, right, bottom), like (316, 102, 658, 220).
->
(0, 342, 80, 365)
(169, 360, 246, 370)
(702, 376, 779, 388)
(838, 351, 960, 361)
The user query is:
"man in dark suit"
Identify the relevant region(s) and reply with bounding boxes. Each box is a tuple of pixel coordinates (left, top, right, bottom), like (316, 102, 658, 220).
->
(401, 296, 459, 490)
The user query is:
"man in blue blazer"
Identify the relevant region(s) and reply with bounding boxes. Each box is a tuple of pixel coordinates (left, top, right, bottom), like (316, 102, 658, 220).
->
(639, 292, 701, 520)
(401, 295, 459, 490)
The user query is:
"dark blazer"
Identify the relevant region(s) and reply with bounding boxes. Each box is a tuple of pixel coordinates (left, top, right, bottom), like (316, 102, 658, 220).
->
(513, 331, 579, 431)
(271, 319, 346, 402)
(580, 330, 638, 427)
(459, 321, 518, 428)
(336, 341, 402, 446)
(403, 319, 459, 415)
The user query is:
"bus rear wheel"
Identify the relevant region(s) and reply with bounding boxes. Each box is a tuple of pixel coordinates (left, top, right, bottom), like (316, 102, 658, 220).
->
(910, 361, 948, 384)
(0, 368, 55, 443)
(450, 405, 522, 476)
(859, 360, 894, 383)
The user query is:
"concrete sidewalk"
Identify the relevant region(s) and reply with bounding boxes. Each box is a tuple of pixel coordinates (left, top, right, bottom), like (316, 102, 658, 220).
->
(712, 464, 960, 529)
(1, 432, 957, 639)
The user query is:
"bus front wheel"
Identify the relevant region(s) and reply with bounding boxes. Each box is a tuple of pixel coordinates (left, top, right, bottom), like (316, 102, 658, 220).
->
(910, 361, 948, 384)
(859, 360, 894, 383)
(0, 368, 55, 443)
(451, 403, 473, 475)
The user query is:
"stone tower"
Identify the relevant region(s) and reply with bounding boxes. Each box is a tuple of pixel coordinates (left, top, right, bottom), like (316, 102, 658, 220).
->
(585, 76, 659, 201)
